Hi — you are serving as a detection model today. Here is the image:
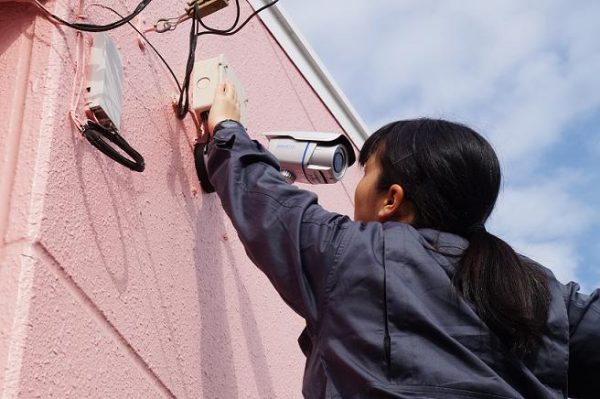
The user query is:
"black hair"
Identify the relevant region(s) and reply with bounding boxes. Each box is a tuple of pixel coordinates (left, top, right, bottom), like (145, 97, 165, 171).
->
(360, 118, 551, 357)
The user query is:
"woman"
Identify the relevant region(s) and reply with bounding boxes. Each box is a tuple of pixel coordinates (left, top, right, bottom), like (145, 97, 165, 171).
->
(202, 82, 599, 398)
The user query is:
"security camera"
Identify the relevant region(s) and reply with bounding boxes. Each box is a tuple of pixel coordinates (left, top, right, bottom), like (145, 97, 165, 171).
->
(263, 132, 356, 184)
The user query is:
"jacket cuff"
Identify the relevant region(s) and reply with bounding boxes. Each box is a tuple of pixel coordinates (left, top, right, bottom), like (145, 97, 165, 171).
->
(210, 121, 256, 153)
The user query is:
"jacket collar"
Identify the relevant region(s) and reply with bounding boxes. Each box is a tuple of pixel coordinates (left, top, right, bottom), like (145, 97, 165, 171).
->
(418, 228, 469, 256)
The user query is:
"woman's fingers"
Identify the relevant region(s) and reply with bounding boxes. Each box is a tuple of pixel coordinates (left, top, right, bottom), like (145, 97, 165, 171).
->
(207, 81, 242, 135)
(230, 82, 239, 104)
(224, 81, 236, 101)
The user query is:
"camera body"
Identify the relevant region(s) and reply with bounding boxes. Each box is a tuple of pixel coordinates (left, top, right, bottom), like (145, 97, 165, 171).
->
(263, 132, 356, 184)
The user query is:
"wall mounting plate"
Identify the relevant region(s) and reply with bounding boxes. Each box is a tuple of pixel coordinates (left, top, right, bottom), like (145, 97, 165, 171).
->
(85, 33, 123, 131)
(186, 0, 229, 18)
(192, 54, 247, 124)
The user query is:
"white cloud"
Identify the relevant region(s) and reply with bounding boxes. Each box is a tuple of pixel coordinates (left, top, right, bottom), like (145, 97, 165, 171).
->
(488, 175, 596, 285)
(490, 177, 595, 240)
(511, 240, 579, 285)
(283, 0, 600, 167)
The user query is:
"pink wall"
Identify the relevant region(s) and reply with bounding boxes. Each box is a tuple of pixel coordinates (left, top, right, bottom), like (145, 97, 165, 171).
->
(0, 1, 362, 397)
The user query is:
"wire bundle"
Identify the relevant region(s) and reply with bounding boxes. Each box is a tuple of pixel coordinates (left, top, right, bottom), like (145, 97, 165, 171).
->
(176, 0, 280, 119)
(34, 0, 154, 32)
(32, 0, 280, 171)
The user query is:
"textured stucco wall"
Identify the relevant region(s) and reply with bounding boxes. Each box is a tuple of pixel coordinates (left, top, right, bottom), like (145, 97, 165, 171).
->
(0, 1, 362, 397)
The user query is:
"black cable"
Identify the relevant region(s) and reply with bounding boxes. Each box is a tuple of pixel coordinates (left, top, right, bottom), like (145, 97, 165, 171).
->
(176, 4, 200, 119)
(99, 6, 182, 91)
(82, 121, 145, 172)
(196, 0, 241, 34)
(197, 0, 280, 38)
(40, 0, 279, 117)
(39, 0, 154, 32)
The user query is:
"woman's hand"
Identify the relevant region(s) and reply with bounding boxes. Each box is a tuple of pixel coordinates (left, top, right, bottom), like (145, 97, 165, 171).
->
(207, 81, 241, 136)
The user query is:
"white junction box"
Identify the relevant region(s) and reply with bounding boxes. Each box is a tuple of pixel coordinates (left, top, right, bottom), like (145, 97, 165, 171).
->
(85, 33, 123, 131)
(192, 54, 247, 124)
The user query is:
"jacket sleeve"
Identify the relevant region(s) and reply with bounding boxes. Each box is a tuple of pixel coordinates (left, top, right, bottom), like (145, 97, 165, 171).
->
(563, 282, 600, 399)
(204, 123, 353, 325)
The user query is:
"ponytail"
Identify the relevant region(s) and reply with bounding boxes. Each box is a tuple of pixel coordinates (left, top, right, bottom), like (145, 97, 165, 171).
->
(359, 119, 552, 357)
(454, 229, 551, 356)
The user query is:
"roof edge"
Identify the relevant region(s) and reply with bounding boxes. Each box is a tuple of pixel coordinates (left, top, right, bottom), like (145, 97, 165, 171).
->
(248, 0, 369, 147)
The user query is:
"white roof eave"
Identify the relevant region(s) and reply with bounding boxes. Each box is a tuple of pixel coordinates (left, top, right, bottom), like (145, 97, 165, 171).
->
(247, 0, 370, 147)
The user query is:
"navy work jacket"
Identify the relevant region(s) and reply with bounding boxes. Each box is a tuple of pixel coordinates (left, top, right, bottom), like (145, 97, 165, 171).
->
(204, 123, 600, 399)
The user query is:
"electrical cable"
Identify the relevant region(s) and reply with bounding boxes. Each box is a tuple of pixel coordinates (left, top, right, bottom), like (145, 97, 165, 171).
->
(58, 9, 147, 173)
(37, 0, 280, 120)
(93, 4, 182, 91)
(36, 0, 281, 171)
(82, 121, 146, 172)
(33, 0, 154, 32)
(175, 0, 280, 119)
(33, 1, 181, 90)
(198, 0, 279, 38)
(196, 0, 241, 34)
(176, 3, 200, 119)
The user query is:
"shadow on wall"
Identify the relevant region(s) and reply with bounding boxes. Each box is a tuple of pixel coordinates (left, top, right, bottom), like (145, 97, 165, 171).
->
(59, 18, 278, 393)
(67, 80, 191, 396)
(0, 4, 35, 57)
(70, 130, 134, 294)
(0, 4, 79, 66)
(192, 198, 277, 398)
(225, 228, 279, 399)
(147, 54, 278, 396)
(69, 121, 278, 397)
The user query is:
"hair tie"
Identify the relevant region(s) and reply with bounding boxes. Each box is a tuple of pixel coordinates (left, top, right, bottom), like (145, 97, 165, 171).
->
(467, 223, 487, 236)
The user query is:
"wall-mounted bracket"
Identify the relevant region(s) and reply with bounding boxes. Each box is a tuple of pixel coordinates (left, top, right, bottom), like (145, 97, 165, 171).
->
(186, 0, 229, 18)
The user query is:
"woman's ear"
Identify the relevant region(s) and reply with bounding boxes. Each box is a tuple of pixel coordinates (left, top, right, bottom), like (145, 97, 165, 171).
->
(377, 184, 415, 223)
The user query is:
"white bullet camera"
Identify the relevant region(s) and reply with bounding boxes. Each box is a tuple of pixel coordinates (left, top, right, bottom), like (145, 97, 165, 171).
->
(263, 132, 356, 184)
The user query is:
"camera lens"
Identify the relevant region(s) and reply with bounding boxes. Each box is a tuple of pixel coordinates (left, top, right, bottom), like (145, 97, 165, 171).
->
(333, 149, 345, 174)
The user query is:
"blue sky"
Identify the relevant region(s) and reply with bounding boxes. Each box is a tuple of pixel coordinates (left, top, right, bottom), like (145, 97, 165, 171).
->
(282, 0, 600, 292)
